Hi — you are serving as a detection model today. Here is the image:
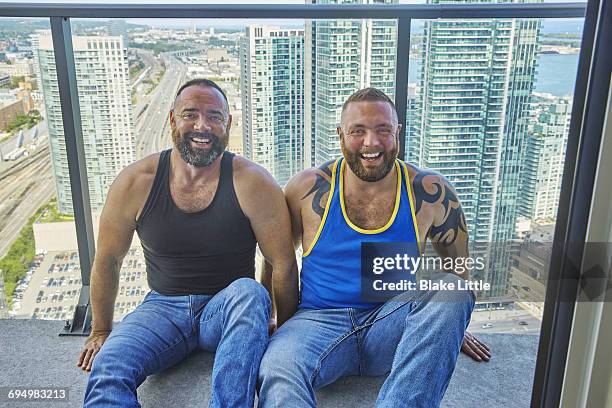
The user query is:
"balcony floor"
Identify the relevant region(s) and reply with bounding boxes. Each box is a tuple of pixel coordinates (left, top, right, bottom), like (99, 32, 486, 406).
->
(0, 319, 538, 407)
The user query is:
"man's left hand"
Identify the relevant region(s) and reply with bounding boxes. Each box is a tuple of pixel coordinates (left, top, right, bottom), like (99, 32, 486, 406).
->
(461, 331, 491, 362)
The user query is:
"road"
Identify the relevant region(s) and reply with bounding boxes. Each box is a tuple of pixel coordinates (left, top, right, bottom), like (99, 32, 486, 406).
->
(0, 144, 54, 258)
(0, 51, 182, 259)
(0, 140, 53, 317)
(131, 49, 157, 90)
(134, 54, 186, 159)
(131, 49, 161, 116)
(0, 50, 185, 312)
(468, 304, 542, 335)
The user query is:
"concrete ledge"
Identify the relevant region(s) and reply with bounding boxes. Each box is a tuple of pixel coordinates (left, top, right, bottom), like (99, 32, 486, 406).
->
(0, 319, 538, 407)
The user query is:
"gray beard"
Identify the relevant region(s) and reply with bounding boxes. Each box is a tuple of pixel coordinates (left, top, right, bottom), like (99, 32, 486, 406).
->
(176, 133, 226, 167)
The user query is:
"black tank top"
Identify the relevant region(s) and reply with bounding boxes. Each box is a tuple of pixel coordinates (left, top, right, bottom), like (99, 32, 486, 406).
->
(136, 149, 256, 295)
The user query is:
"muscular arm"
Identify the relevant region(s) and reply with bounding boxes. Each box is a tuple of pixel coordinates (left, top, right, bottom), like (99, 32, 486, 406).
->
(236, 163, 298, 327)
(90, 173, 138, 331)
(412, 169, 469, 278)
(78, 166, 141, 370)
(412, 168, 491, 362)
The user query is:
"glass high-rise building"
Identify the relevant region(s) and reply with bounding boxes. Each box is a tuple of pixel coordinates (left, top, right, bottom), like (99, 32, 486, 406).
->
(37, 35, 135, 215)
(240, 26, 304, 186)
(409, 0, 542, 296)
(107, 20, 129, 49)
(305, 0, 398, 167)
(518, 96, 571, 221)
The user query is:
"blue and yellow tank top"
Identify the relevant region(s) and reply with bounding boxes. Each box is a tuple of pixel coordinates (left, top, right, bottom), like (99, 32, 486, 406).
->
(300, 157, 422, 309)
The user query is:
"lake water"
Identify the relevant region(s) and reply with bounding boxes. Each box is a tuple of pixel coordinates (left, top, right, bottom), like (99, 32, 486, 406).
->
(534, 53, 580, 96)
(408, 52, 580, 97)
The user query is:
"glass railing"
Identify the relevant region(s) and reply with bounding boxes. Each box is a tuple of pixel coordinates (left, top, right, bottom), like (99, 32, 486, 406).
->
(0, 2, 597, 407)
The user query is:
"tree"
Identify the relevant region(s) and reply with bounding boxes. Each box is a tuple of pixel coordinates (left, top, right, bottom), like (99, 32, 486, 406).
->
(9, 75, 24, 89)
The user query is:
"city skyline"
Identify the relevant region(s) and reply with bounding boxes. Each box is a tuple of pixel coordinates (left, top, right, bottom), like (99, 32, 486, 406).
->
(410, 0, 542, 297)
(1, 11, 581, 319)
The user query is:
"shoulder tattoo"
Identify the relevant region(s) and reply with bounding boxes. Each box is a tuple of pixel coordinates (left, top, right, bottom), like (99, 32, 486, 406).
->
(301, 161, 333, 219)
(412, 169, 467, 245)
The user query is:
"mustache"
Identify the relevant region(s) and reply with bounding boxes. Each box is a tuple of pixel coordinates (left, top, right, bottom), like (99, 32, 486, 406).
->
(183, 131, 219, 142)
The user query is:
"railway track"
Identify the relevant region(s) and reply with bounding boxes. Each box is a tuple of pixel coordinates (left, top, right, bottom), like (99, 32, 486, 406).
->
(0, 145, 50, 183)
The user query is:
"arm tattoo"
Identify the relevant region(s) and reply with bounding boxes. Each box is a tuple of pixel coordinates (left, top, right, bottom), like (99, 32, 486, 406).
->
(413, 170, 467, 246)
(430, 207, 468, 246)
(301, 162, 333, 219)
(412, 169, 442, 214)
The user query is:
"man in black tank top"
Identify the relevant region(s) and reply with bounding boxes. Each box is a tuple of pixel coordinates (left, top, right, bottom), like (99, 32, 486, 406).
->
(78, 79, 298, 408)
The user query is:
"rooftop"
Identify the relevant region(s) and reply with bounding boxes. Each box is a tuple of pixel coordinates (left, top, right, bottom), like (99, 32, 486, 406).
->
(0, 319, 539, 407)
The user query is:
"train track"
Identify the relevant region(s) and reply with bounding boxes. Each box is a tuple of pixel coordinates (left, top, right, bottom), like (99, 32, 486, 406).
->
(0, 153, 51, 200)
(0, 145, 50, 183)
(0, 145, 54, 257)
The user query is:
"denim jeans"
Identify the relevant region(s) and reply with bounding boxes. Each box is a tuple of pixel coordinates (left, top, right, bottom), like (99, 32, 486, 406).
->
(84, 278, 271, 408)
(258, 273, 475, 408)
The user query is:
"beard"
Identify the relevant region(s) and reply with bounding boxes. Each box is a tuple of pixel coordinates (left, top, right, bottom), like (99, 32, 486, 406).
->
(172, 128, 227, 167)
(341, 138, 398, 182)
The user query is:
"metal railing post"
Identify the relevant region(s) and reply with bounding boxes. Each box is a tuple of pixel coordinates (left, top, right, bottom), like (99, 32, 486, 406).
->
(394, 17, 411, 161)
(50, 16, 95, 336)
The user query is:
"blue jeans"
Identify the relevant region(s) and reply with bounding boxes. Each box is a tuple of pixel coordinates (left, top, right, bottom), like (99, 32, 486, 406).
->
(258, 273, 475, 408)
(84, 278, 271, 408)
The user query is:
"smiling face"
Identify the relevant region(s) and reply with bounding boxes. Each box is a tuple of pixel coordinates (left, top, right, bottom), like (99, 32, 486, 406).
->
(169, 85, 232, 167)
(338, 100, 400, 182)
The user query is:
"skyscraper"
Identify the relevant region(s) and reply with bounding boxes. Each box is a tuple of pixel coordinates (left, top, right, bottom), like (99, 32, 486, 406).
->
(518, 96, 571, 221)
(305, 0, 398, 167)
(37, 35, 135, 215)
(30, 30, 51, 93)
(240, 26, 305, 186)
(409, 0, 542, 295)
(107, 20, 129, 49)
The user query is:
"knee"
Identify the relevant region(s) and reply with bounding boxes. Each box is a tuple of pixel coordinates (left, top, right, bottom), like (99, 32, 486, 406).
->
(226, 278, 271, 308)
(419, 273, 475, 319)
(436, 273, 474, 302)
(221, 279, 271, 328)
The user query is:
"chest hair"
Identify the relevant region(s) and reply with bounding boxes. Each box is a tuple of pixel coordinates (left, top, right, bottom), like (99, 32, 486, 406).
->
(345, 191, 395, 230)
(170, 179, 219, 213)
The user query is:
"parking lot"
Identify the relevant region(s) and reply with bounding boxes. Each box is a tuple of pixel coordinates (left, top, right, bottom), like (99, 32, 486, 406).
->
(11, 247, 149, 321)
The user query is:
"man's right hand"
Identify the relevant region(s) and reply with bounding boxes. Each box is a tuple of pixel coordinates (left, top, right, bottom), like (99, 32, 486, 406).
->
(77, 330, 111, 372)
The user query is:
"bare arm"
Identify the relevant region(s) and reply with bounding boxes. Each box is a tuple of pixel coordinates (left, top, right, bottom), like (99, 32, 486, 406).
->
(77, 168, 140, 370)
(236, 163, 298, 327)
(412, 170, 470, 279)
(413, 169, 490, 362)
(90, 176, 138, 331)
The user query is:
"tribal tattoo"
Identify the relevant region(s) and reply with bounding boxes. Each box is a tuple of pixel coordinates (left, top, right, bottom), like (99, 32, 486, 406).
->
(412, 168, 468, 246)
(301, 161, 333, 219)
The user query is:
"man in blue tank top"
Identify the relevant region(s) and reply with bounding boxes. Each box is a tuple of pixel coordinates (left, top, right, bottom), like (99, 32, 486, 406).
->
(258, 88, 490, 407)
(77, 79, 298, 407)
